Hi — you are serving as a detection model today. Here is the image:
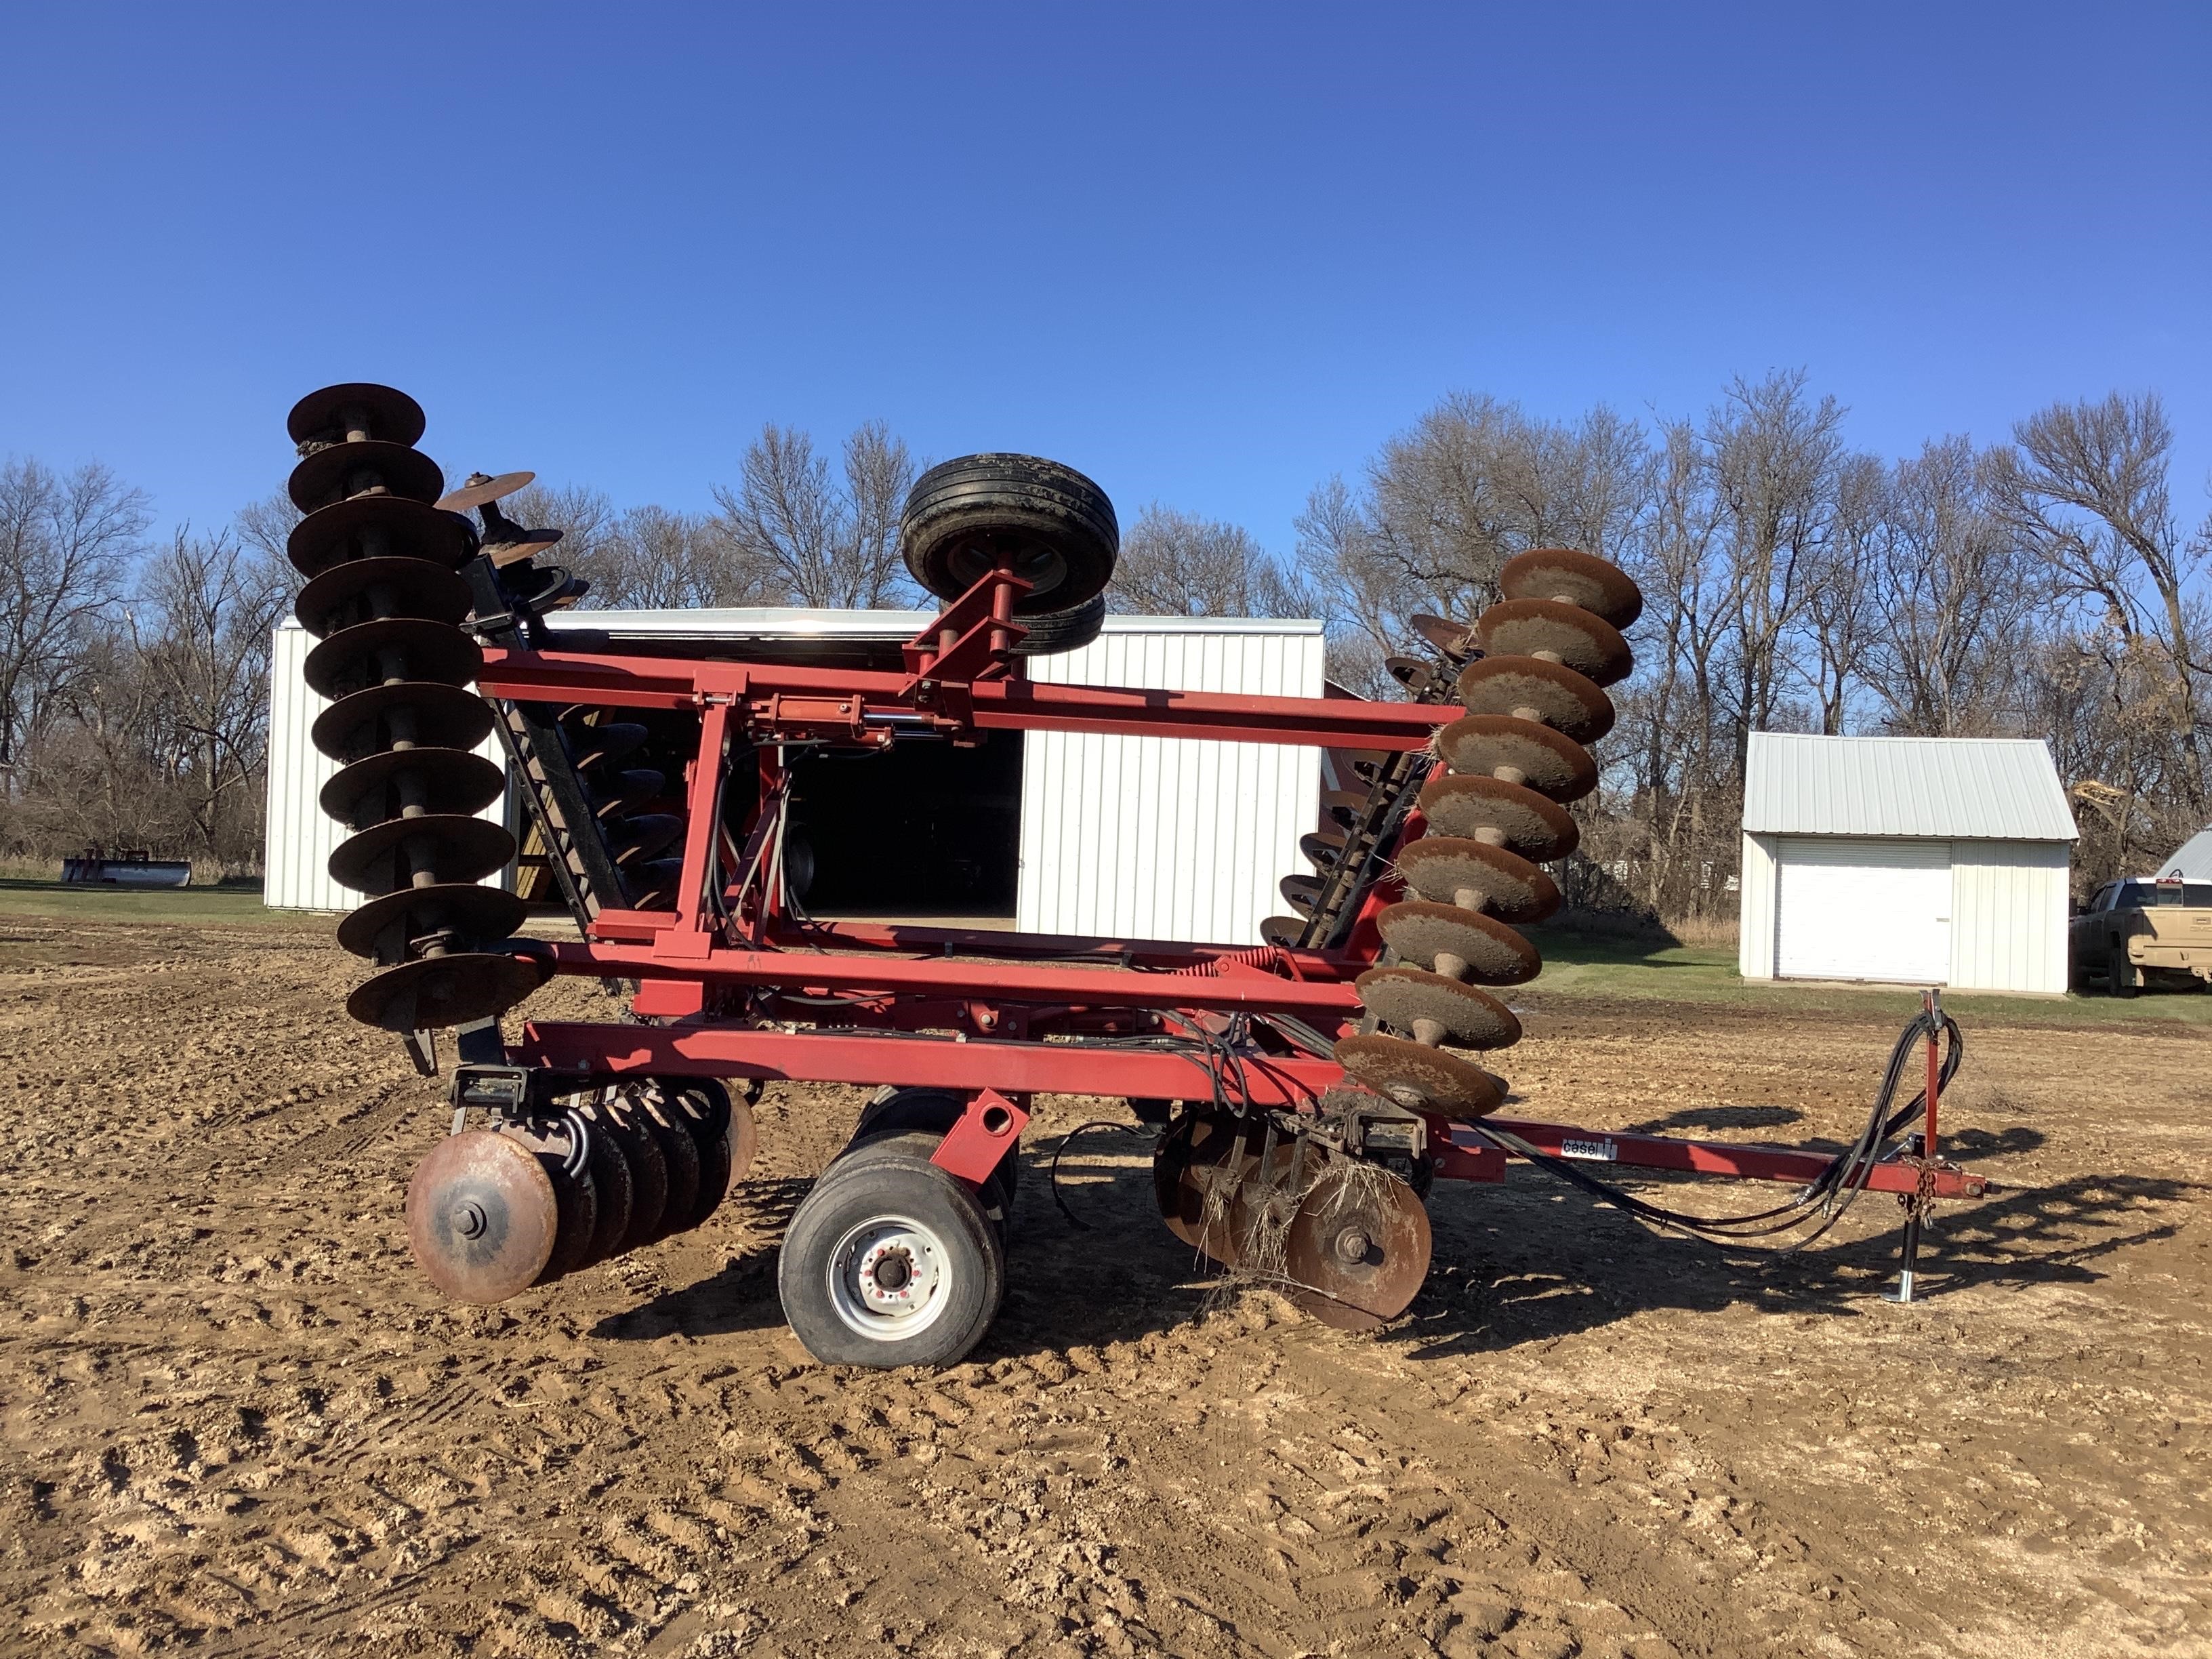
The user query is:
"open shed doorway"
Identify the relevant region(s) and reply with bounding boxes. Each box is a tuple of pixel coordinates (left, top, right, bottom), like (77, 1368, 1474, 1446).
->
(785, 730, 1023, 922)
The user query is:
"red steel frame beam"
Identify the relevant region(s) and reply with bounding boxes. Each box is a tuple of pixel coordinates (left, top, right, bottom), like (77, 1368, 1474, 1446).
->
(515, 1020, 1344, 1105)
(476, 649, 1454, 751)
(508, 1024, 1987, 1201)
(536, 939, 1366, 1019)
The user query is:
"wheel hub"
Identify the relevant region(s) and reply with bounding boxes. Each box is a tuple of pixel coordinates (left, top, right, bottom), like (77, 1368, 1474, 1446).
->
(830, 1218, 951, 1340)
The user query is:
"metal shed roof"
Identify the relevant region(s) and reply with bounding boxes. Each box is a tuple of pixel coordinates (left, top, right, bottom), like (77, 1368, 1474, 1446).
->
(2166, 827, 2212, 879)
(1743, 733, 2078, 842)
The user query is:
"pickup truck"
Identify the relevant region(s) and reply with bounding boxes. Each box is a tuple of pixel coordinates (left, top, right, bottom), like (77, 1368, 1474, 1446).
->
(2071, 876, 2212, 996)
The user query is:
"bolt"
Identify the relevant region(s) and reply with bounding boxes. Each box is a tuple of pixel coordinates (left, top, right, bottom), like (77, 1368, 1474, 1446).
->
(453, 1200, 487, 1240)
(1334, 1228, 1371, 1264)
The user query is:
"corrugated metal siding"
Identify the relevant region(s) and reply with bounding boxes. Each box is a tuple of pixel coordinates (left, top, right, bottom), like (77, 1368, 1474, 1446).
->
(1019, 622, 1326, 945)
(1738, 830, 2070, 994)
(1743, 733, 2077, 841)
(2168, 828, 2212, 880)
(263, 624, 508, 911)
(1738, 832, 1778, 979)
(1950, 839, 2070, 994)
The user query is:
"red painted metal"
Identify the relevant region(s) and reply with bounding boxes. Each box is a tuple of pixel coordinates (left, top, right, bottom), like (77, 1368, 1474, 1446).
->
(536, 937, 1368, 1020)
(514, 1019, 1344, 1105)
(1473, 1119, 1988, 1199)
(488, 569, 1990, 1244)
(764, 919, 1364, 979)
(475, 649, 1454, 750)
(929, 1089, 1031, 1185)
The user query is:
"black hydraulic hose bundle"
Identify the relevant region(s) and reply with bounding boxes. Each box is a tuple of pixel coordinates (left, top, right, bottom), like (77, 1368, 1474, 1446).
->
(1466, 1003, 1962, 1251)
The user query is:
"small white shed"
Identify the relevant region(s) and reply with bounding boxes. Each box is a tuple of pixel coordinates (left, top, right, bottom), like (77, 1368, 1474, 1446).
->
(1737, 733, 2078, 994)
(265, 609, 1325, 947)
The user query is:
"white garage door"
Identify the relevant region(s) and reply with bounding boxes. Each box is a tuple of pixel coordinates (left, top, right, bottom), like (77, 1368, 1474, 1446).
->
(1776, 838, 1951, 983)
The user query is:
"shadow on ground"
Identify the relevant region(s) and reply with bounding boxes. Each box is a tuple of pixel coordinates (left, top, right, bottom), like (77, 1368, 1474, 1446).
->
(594, 1128, 2199, 1364)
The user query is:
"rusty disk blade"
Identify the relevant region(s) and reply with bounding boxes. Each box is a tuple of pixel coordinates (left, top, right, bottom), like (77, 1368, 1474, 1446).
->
(436, 470, 535, 512)
(311, 680, 494, 764)
(406, 1130, 558, 1304)
(571, 720, 649, 771)
(1498, 547, 1643, 630)
(303, 616, 484, 700)
(497, 1120, 598, 1284)
(663, 1080, 752, 1228)
(287, 495, 476, 579)
(1301, 830, 1347, 868)
(335, 883, 528, 962)
(1259, 916, 1308, 949)
(1387, 655, 1442, 697)
(583, 1095, 668, 1254)
(571, 1110, 635, 1270)
(1409, 612, 1479, 660)
(639, 1093, 701, 1242)
(289, 382, 427, 448)
(488, 530, 565, 568)
(1152, 1111, 1309, 1267)
(1283, 1160, 1432, 1332)
(295, 556, 472, 639)
(1472, 599, 1631, 687)
(1320, 788, 1369, 829)
(288, 439, 445, 513)
(329, 813, 516, 895)
(321, 745, 506, 830)
(347, 951, 549, 1031)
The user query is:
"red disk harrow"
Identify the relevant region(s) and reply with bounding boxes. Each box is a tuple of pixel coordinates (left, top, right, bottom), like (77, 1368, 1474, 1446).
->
(284, 384, 1989, 1367)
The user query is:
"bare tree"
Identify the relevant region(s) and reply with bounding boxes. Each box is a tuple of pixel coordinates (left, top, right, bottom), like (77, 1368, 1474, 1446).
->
(1109, 505, 1315, 618)
(1867, 437, 2043, 736)
(130, 528, 291, 859)
(710, 422, 916, 608)
(1801, 453, 1885, 735)
(1299, 398, 1652, 693)
(1989, 392, 2208, 806)
(1704, 370, 1846, 765)
(0, 459, 148, 781)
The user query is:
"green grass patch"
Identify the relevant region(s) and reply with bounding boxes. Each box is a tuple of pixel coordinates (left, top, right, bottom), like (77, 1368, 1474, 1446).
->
(0, 876, 329, 928)
(1521, 922, 2212, 1029)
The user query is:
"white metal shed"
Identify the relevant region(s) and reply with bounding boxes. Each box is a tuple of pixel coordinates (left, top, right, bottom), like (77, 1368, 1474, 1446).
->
(264, 609, 1325, 947)
(1737, 733, 2078, 994)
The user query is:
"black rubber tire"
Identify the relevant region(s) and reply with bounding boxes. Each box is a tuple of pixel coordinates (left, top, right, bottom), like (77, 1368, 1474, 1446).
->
(851, 1089, 1019, 1210)
(777, 1139, 1005, 1368)
(901, 453, 1118, 615)
(1010, 592, 1107, 657)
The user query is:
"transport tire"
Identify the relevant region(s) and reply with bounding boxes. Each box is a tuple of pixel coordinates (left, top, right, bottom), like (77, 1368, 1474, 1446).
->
(1009, 592, 1107, 657)
(851, 1091, 1019, 1218)
(778, 1138, 1006, 1368)
(901, 453, 1118, 614)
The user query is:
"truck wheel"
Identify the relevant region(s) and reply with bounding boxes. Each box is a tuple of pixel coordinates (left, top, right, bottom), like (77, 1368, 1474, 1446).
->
(2108, 945, 2139, 998)
(1010, 592, 1107, 657)
(901, 454, 1118, 614)
(778, 1138, 1005, 1368)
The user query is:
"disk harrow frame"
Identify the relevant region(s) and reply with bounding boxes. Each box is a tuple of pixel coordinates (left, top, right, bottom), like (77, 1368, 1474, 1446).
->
(276, 381, 1989, 1365)
(462, 567, 1986, 1309)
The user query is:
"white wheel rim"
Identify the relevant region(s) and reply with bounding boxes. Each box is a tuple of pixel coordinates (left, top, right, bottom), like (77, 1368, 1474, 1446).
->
(825, 1214, 952, 1343)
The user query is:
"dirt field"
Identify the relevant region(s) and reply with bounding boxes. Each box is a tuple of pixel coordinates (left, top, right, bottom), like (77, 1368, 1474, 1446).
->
(2, 915, 2207, 1658)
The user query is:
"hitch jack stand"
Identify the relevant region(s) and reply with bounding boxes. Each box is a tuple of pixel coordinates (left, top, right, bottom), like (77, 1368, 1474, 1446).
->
(1883, 987, 1944, 1307)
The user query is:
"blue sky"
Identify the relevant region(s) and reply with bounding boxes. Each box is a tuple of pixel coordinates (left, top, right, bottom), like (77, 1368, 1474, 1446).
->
(2, 3, 2205, 552)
